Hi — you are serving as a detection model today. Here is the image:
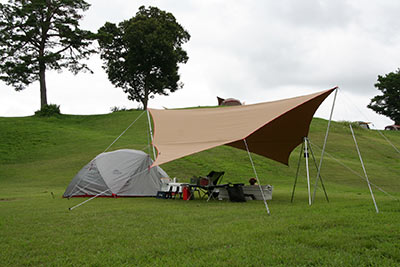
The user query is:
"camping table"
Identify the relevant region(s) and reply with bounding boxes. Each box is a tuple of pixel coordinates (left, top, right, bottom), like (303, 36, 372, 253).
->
(166, 182, 184, 198)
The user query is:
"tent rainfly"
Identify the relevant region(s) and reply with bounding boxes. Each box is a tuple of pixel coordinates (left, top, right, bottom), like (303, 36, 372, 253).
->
(63, 149, 168, 198)
(149, 87, 337, 167)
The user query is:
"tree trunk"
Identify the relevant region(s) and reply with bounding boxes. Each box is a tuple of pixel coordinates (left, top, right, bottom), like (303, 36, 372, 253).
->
(39, 61, 48, 109)
(143, 86, 149, 110)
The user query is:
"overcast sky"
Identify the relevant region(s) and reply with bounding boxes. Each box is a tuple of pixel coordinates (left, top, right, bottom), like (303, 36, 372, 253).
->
(1, 0, 400, 129)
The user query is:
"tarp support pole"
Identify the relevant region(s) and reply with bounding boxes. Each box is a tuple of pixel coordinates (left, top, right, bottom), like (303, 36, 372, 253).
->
(349, 124, 379, 213)
(307, 138, 329, 202)
(312, 88, 338, 204)
(69, 189, 111, 211)
(308, 139, 399, 201)
(243, 139, 270, 215)
(291, 141, 304, 202)
(304, 137, 312, 206)
(146, 109, 157, 160)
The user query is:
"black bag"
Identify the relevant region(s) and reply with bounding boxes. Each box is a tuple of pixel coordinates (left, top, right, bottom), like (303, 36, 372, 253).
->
(226, 184, 246, 202)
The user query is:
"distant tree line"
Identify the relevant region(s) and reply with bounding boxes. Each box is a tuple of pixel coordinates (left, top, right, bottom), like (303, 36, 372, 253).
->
(1, 0, 398, 124)
(368, 69, 400, 125)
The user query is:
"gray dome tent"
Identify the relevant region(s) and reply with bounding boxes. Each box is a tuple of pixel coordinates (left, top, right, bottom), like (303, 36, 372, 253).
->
(63, 149, 168, 198)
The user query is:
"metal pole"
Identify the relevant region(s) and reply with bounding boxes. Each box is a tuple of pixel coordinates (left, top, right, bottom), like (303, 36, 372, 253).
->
(243, 139, 270, 215)
(304, 137, 312, 206)
(307, 138, 329, 203)
(291, 141, 304, 203)
(349, 124, 379, 213)
(146, 109, 157, 160)
(312, 88, 338, 203)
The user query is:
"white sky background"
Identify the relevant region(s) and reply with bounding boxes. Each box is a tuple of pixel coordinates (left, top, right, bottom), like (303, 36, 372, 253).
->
(1, 0, 400, 129)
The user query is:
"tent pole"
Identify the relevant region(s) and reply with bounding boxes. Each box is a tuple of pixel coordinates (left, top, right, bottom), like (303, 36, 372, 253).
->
(291, 141, 304, 203)
(307, 138, 329, 203)
(312, 88, 338, 203)
(304, 137, 312, 206)
(243, 139, 270, 215)
(146, 109, 157, 160)
(349, 124, 379, 213)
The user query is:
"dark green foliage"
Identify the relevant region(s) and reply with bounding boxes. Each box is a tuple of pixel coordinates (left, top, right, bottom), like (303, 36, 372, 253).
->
(97, 6, 190, 110)
(110, 106, 127, 113)
(0, 0, 96, 109)
(34, 104, 61, 117)
(368, 69, 400, 124)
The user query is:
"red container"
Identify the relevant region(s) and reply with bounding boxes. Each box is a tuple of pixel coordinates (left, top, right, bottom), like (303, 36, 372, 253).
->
(183, 186, 190, 200)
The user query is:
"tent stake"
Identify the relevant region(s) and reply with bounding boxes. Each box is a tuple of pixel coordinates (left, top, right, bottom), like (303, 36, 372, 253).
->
(291, 141, 304, 203)
(243, 139, 270, 215)
(312, 88, 338, 203)
(146, 109, 157, 160)
(349, 124, 379, 213)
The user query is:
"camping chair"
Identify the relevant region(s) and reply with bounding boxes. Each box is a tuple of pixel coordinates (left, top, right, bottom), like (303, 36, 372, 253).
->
(207, 171, 225, 185)
(188, 175, 214, 199)
(189, 176, 202, 199)
(189, 171, 225, 199)
(202, 171, 225, 200)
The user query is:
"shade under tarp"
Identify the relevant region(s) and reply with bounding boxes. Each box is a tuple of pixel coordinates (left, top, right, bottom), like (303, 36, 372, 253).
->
(149, 87, 337, 167)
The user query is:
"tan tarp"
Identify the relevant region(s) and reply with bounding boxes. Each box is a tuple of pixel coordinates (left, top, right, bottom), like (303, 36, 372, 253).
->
(149, 87, 336, 167)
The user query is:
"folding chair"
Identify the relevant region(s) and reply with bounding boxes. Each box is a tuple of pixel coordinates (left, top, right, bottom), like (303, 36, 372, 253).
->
(203, 171, 225, 200)
(206, 171, 225, 186)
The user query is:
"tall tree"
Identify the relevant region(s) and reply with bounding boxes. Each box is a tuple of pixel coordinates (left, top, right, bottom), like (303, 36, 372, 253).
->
(97, 6, 190, 110)
(0, 0, 96, 109)
(368, 69, 400, 125)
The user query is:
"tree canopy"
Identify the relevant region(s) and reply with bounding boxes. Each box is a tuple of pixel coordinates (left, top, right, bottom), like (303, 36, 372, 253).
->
(367, 69, 400, 125)
(97, 6, 190, 110)
(0, 0, 96, 109)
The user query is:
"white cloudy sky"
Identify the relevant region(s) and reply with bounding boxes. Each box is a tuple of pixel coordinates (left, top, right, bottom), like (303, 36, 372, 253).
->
(1, 0, 400, 129)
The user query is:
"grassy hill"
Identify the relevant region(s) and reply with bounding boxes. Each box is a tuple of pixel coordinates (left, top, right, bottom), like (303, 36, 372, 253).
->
(1, 110, 399, 266)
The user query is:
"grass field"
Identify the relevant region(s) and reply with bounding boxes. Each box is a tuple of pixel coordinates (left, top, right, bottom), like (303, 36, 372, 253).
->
(1, 110, 399, 266)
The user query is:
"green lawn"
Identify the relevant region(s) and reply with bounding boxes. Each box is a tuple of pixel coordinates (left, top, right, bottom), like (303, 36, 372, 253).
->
(1, 110, 399, 266)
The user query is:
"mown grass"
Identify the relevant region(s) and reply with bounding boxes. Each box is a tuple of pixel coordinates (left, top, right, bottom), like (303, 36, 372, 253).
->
(0, 110, 399, 266)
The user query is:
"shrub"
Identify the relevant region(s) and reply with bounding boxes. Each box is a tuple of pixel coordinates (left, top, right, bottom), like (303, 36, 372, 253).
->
(34, 104, 61, 117)
(110, 106, 127, 113)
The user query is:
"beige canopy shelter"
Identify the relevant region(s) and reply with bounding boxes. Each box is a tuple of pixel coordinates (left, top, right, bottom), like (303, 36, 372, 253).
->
(148, 87, 337, 167)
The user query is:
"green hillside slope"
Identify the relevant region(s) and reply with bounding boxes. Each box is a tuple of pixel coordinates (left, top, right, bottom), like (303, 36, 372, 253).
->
(1, 110, 399, 198)
(1, 110, 400, 266)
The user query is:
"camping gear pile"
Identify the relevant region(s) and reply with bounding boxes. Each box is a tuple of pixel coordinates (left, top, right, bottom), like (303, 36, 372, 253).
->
(155, 171, 273, 202)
